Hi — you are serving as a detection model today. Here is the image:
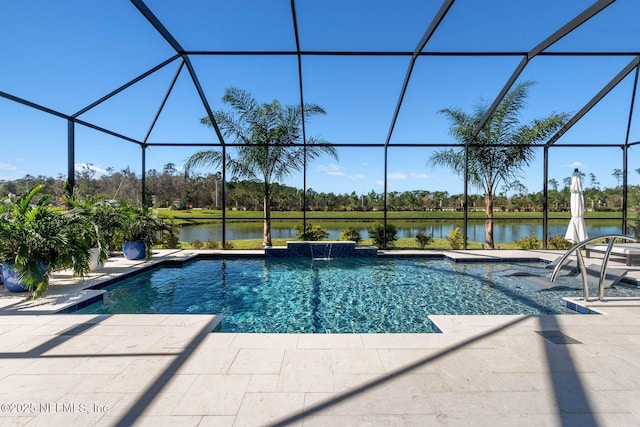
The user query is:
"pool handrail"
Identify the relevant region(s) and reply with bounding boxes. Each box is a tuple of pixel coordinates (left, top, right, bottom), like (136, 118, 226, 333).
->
(550, 234, 640, 301)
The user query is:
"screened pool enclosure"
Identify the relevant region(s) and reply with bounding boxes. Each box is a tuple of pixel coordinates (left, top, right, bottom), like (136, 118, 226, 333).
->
(2, 0, 640, 248)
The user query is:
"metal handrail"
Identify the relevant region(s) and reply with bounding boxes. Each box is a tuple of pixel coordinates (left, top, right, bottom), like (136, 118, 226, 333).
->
(550, 234, 640, 301)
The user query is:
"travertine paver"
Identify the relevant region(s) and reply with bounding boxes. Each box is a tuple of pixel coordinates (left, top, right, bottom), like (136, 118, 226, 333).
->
(296, 333, 364, 349)
(228, 349, 285, 375)
(172, 374, 253, 415)
(0, 320, 640, 425)
(278, 350, 335, 393)
(234, 393, 306, 427)
(176, 347, 239, 375)
(330, 349, 385, 374)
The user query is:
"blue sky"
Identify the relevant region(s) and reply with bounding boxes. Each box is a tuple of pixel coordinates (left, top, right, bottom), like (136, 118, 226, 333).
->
(2, 0, 640, 196)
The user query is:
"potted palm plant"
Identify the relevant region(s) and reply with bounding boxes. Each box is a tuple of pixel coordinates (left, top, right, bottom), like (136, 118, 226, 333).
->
(65, 195, 125, 270)
(118, 204, 172, 260)
(0, 185, 92, 298)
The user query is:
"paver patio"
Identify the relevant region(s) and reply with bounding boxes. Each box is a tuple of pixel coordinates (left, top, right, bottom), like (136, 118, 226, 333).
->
(0, 250, 638, 426)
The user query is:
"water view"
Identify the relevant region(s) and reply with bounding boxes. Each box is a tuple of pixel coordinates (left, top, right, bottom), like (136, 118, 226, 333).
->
(178, 221, 623, 244)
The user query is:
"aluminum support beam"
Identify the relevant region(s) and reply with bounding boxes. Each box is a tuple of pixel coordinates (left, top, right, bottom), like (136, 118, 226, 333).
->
(384, 0, 455, 147)
(183, 57, 225, 145)
(0, 91, 142, 146)
(141, 146, 146, 206)
(622, 66, 639, 234)
(130, 0, 185, 54)
(130, 0, 223, 146)
(67, 119, 75, 191)
(72, 55, 180, 118)
(291, 0, 309, 229)
(466, 0, 616, 148)
(0, 91, 70, 120)
(543, 146, 549, 249)
(74, 119, 143, 146)
(144, 60, 185, 143)
(546, 56, 640, 147)
(463, 145, 469, 249)
(622, 145, 628, 234)
(221, 145, 227, 245)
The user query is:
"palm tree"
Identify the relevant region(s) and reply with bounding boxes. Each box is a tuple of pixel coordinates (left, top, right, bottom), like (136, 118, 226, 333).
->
(612, 168, 623, 188)
(185, 88, 337, 247)
(429, 81, 569, 249)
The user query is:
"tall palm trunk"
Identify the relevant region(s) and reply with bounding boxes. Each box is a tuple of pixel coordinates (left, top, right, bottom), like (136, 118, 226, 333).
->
(263, 182, 272, 247)
(484, 194, 494, 249)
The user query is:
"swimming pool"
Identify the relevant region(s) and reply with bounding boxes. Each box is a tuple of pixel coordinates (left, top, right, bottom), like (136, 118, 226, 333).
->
(75, 257, 640, 333)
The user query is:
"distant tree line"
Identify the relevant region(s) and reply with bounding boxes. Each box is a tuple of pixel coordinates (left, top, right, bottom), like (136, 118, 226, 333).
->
(1, 163, 638, 213)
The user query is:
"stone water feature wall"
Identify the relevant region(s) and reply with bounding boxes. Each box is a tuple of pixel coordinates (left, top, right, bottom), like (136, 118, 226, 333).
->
(265, 241, 377, 258)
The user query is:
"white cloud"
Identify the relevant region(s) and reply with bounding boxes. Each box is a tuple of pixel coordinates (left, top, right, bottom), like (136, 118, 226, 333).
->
(317, 163, 346, 176)
(317, 163, 364, 180)
(388, 172, 408, 180)
(75, 163, 109, 176)
(409, 172, 430, 179)
(566, 161, 586, 169)
(0, 163, 23, 181)
(0, 163, 17, 171)
(388, 171, 430, 181)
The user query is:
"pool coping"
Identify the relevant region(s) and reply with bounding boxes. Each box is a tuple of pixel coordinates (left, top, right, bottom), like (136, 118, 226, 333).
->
(2, 248, 638, 319)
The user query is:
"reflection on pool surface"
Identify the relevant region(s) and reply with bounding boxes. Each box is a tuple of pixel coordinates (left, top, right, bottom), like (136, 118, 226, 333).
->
(75, 258, 640, 333)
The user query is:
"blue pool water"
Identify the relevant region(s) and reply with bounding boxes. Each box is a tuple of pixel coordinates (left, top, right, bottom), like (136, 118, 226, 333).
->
(75, 258, 640, 333)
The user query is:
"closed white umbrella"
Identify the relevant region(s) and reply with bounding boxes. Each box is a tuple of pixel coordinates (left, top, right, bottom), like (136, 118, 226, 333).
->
(565, 168, 588, 244)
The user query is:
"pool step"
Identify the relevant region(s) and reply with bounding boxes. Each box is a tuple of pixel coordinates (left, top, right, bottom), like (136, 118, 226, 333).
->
(524, 275, 580, 290)
(505, 265, 627, 291)
(584, 265, 627, 288)
(546, 256, 627, 287)
(545, 257, 578, 275)
(497, 268, 579, 289)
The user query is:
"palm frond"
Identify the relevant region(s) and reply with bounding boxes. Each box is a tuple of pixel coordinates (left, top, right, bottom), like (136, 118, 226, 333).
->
(184, 150, 223, 175)
(434, 80, 568, 199)
(190, 88, 335, 187)
(222, 87, 258, 122)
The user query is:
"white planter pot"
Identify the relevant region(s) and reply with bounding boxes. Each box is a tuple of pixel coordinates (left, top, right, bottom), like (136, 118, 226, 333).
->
(89, 247, 105, 271)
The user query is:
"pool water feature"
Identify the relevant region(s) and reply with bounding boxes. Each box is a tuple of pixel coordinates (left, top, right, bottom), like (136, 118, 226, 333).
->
(75, 258, 640, 333)
(264, 241, 377, 258)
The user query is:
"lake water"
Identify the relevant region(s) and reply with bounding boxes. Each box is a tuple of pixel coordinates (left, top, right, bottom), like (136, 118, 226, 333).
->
(178, 220, 624, 244)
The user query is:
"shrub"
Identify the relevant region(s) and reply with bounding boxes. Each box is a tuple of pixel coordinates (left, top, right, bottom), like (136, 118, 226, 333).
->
(415, 232, 433, 249)
(222, 241, 235, 250)
(191, 240, 203, 249)
(516, 233, 541, 250)
(161, 229, 181, 249)
(159, 216, 180, 249)
(339, 227, 362, 244)
(0, 185, 94, 298)
(447, 227, 465, 250)
(203, 240, 220, 249)
(630, 211, 640, 238)
(368, 222, 398, 248)
(548, 235, 573, 250)
(295, 223, 329, 241)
